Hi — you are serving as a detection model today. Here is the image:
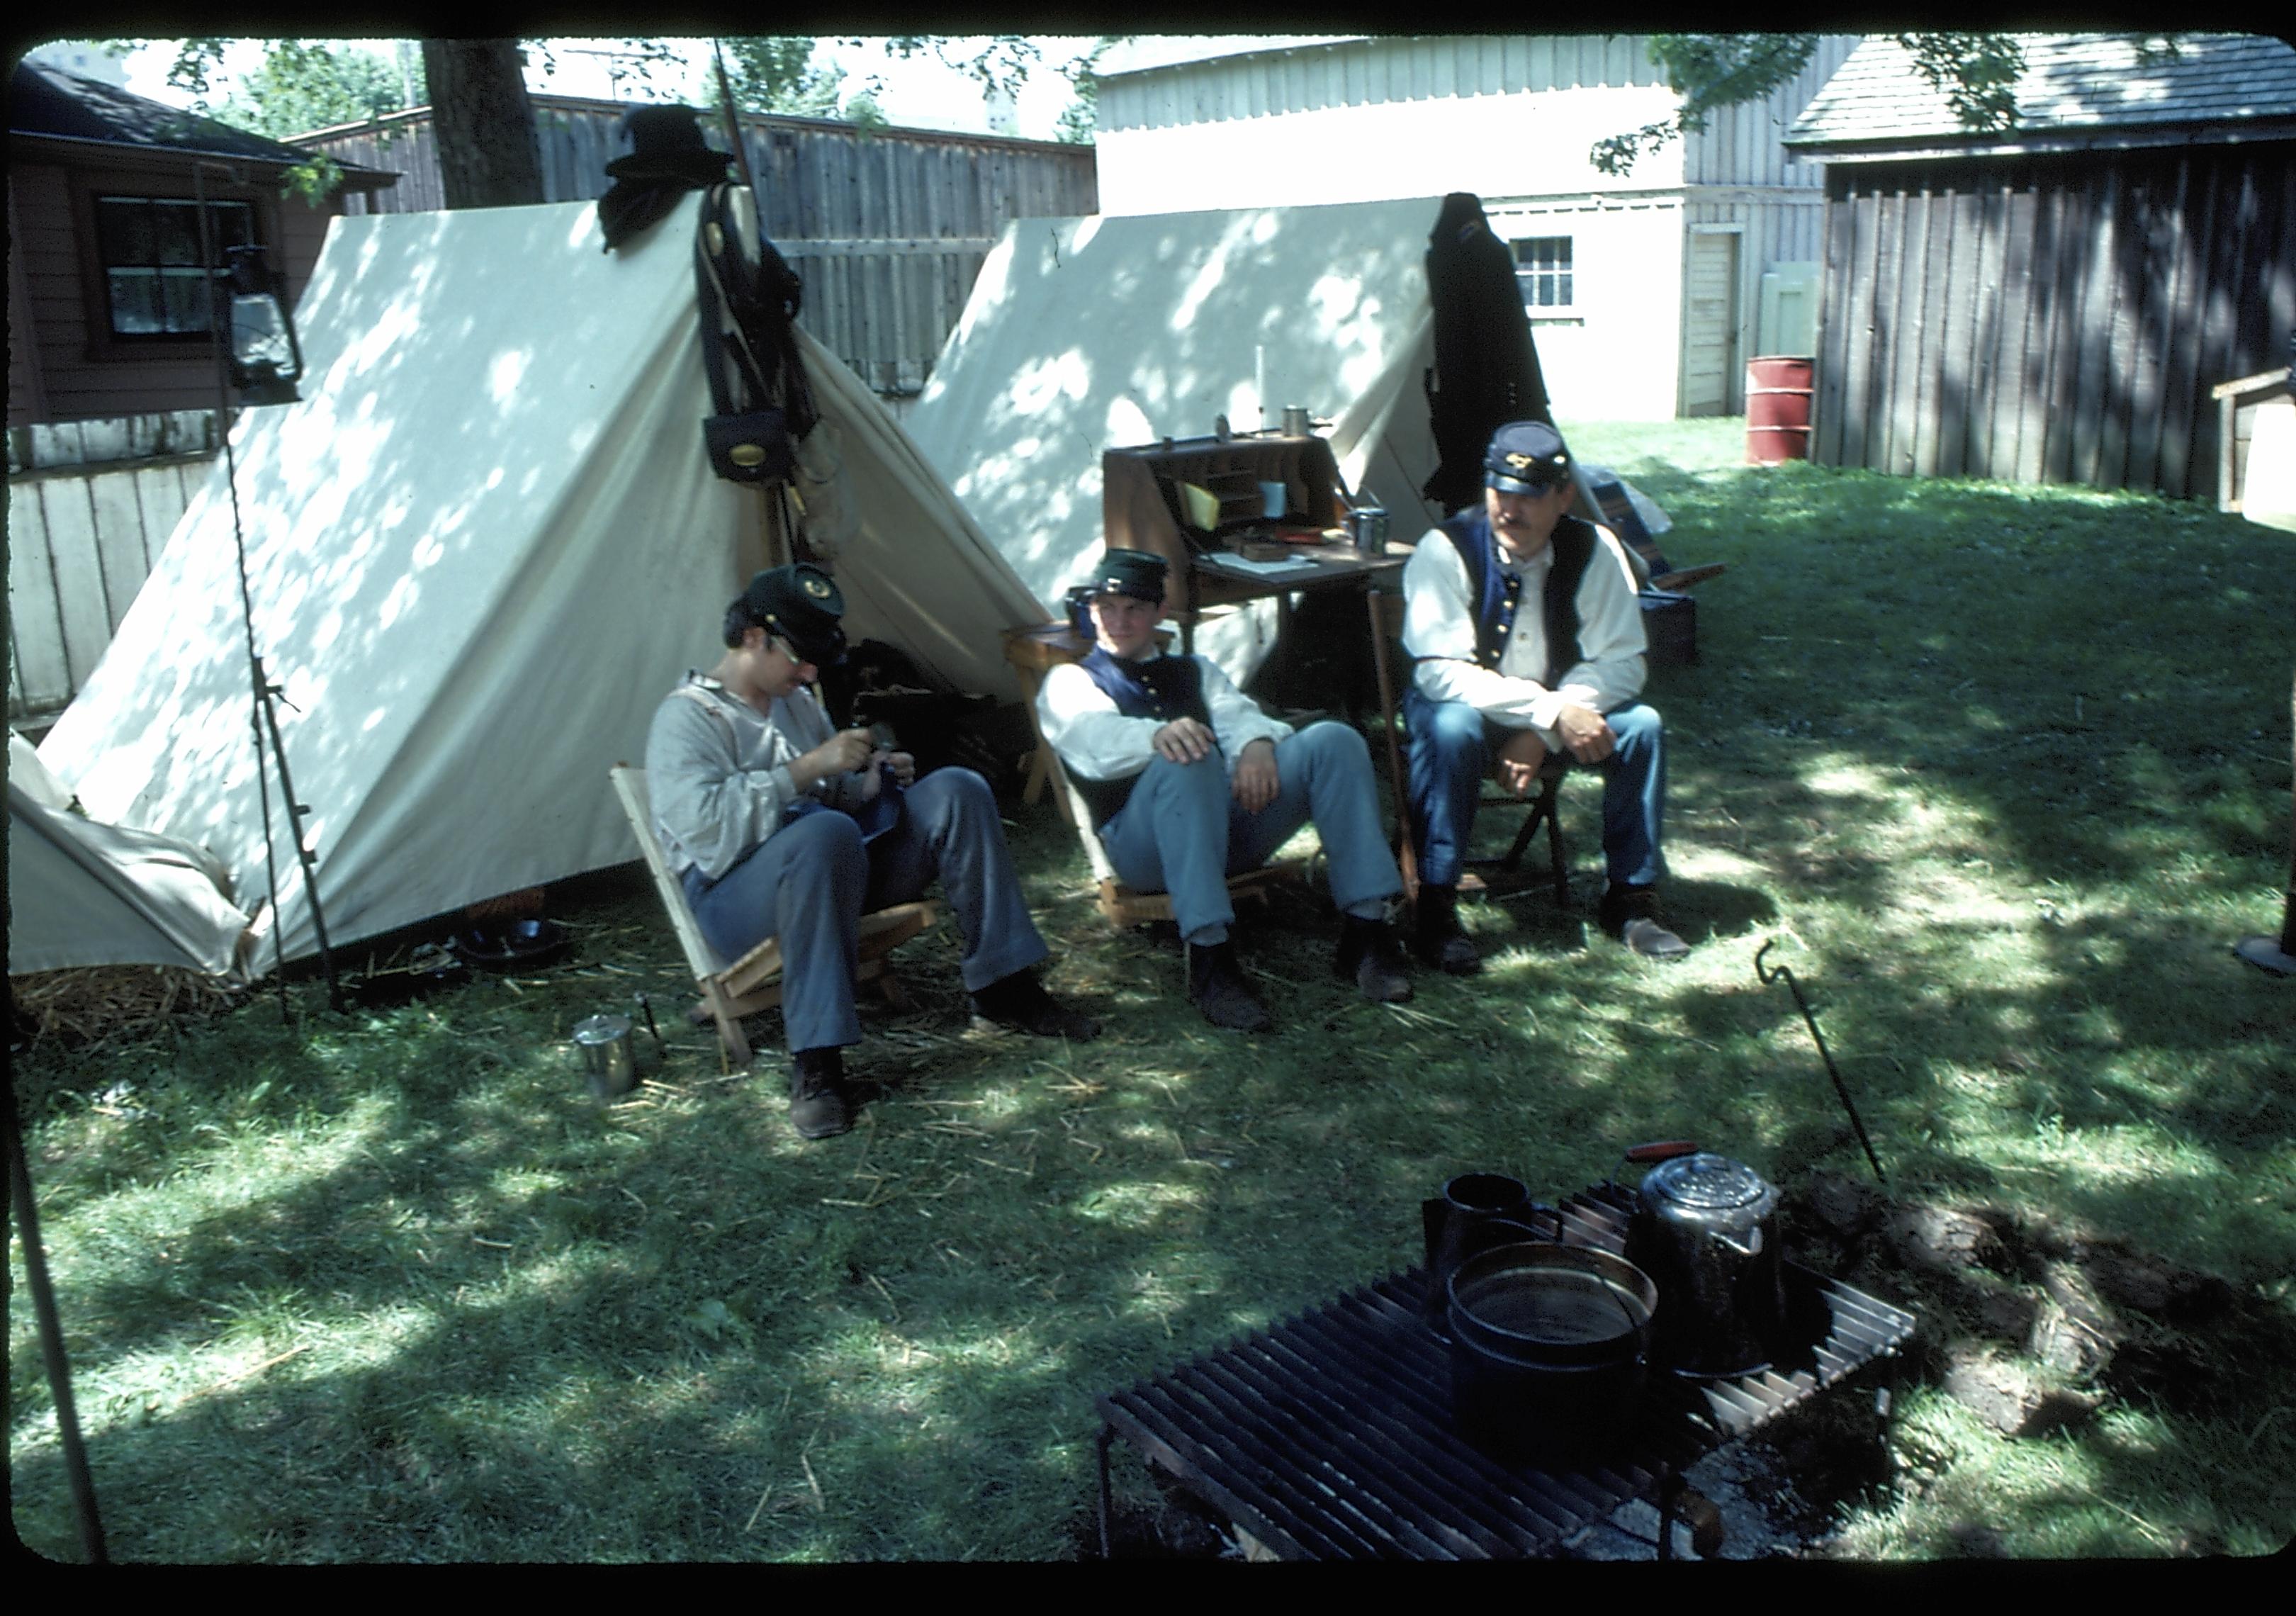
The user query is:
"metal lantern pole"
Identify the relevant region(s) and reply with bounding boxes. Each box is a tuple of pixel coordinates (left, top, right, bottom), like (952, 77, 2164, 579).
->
(193, 160, 344, 1015)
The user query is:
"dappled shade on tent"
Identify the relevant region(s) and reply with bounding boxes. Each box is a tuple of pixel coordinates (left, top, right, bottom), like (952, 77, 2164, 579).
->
(36, 196, 1044, 966)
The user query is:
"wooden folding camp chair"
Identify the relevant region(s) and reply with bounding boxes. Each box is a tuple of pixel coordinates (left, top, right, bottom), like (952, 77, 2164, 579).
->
(999, 622, 1305, 930)
(1582, 476, 1725, 594)
(1365, 585, 1572, 909)
(608, 765, 938, 1066)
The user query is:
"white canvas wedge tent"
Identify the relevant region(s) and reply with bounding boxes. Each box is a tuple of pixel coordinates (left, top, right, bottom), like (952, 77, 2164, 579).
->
(904, 196, 1456, 675)
(8, 735, 254, 977)
(35, 194, 1047, 965)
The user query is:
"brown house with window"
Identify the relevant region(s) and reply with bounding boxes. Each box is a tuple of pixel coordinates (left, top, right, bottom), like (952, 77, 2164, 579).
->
(7, 60, 398, 430)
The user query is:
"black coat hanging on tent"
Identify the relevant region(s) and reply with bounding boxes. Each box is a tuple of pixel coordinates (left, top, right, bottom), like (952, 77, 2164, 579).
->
(694, 181, 819, 486)
(1421, 192, 1553, 515)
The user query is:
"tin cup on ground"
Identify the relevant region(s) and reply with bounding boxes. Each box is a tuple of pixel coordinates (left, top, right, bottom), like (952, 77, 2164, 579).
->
(573, 1014, 638, 1099)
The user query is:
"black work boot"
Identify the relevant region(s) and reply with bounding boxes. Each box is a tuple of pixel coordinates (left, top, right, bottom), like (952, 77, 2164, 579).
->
(1599, 885, 1692, 961)
(787, 1047, 855, 1140)
(1334, 914, 1413, 1004)
(1187, 941, 1273, 1033)
(1412, 884, 1482, 975)
(971, 969, 1102, 1040)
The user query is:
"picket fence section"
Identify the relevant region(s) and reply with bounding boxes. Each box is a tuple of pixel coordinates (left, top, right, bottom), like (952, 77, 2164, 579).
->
(9, 454, 206, 725)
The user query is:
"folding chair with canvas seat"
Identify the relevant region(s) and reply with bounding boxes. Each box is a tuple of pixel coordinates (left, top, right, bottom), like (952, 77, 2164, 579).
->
(1365, 585, 1572, 910)
(609, 765, 939, 1066)
(1581, 475, 1724, 594)
(1001, 622, 1305, 930)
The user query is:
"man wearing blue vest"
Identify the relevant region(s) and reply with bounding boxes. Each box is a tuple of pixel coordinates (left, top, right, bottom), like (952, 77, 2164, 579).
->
(1401, 420, 1691, 970)
(1036, 548, 1412, 1031)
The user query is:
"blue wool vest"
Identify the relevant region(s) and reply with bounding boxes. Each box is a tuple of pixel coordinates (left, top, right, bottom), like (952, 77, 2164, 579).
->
(1436, 508, 1595, 686)
(1069, 648, 1212, 829)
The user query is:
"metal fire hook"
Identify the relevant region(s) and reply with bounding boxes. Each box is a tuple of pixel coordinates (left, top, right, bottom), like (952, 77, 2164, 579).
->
(1755, 939, 1886, 1184)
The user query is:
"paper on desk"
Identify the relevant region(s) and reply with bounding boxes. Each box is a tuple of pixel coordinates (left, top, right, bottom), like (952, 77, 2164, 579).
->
(1198, 553, 1324, 578)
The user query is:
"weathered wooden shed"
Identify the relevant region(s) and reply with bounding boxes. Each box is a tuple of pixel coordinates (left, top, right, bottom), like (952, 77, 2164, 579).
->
(1783, 33, 2295, 500)
(7, 60, 397, 431)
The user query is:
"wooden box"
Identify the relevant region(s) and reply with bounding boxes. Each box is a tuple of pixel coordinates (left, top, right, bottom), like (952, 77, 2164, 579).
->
(1102, 434, 1348, 603)
(1640, 590, 1697, 668)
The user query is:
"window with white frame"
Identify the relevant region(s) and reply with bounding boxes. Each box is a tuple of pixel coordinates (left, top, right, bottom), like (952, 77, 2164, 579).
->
(1511, 236, 1573, 310)
(94, 195, 258, 338)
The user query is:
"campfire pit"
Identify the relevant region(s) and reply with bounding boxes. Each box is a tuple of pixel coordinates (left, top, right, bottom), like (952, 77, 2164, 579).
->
(1093, 1182, 1915, 1559)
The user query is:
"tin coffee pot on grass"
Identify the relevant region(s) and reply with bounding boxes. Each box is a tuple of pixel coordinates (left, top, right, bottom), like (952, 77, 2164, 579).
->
(573, 1014, 638, 1099)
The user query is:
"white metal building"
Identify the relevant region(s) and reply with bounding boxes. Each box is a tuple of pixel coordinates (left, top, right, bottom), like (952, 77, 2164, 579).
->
(1093, 34, 1858, 418)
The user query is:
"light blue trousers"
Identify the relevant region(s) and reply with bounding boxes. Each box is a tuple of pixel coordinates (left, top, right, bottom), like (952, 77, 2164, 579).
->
(1405, 690, 1670, 892)
(682, 768, 1047, 1055)
(1096, 722, 1403, 946)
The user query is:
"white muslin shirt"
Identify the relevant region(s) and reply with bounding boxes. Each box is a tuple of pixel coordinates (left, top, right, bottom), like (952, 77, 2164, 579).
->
(1400, 520, 1649, 750)
(643, 675, 877, 882)
(1035, 652, 1293, 785)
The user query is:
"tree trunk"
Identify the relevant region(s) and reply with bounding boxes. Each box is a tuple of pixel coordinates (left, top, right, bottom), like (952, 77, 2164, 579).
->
(420, 40, 546, 210)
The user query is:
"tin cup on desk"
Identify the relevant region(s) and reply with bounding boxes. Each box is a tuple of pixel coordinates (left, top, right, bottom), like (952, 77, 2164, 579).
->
(1282, 405, 1313, 437)
(573, 1014, 638, 1099)
(1345, 502, 1389, 556)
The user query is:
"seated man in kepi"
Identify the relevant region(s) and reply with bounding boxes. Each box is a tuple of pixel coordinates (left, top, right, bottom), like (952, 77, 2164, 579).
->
(1035, 547, 1412, 1031)
(1401, 420, 1692, 969)
(647, 563, 1099, 1141)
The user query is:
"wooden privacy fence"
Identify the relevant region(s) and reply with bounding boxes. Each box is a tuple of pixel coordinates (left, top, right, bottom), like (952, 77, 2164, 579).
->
(303, 96, 1098, 398)
(1813, 144, 2296, 500)
(9, 454, 207, 726)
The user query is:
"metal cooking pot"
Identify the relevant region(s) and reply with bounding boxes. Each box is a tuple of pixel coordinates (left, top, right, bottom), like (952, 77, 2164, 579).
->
(1626, 1146, 1786, 1379)
(1446, 1241, 1657, 1463)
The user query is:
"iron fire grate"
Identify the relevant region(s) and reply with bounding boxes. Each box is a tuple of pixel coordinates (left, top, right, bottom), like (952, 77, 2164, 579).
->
(1094, 1182, 1916, 1559)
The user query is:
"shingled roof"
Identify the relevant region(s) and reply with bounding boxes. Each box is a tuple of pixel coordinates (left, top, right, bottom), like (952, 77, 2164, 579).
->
(8, 60, 398, 189)
(1784, 32, 2296, 160)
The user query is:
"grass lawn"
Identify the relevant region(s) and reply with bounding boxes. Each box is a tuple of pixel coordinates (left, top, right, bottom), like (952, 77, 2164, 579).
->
(11, 419, 2295, 1561)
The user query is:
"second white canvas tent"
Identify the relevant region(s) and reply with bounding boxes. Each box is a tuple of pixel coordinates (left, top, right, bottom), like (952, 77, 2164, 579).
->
(904, 196, 1455, 676)
(36, 194, 1047, 965)
(7, 736, 253, 978)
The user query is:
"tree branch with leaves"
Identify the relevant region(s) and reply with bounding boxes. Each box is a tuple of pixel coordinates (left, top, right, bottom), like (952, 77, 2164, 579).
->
(1589, 32, 2183, 177)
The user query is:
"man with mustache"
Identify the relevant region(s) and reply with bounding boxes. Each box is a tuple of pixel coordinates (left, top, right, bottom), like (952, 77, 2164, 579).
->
(1400, 420, 1690, 970)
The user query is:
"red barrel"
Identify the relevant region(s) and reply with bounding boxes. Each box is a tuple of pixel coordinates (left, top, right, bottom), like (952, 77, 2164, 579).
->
(1745, 355, 1813, 464)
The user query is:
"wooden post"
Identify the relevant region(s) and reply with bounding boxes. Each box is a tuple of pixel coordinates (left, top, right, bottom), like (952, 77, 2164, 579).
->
(2236, 666, 2296, 975)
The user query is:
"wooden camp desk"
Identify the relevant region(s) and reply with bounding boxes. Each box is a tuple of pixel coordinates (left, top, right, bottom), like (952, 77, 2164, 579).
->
(1183, 541, 1407, 651)
(1101, 432, 1406, 653)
